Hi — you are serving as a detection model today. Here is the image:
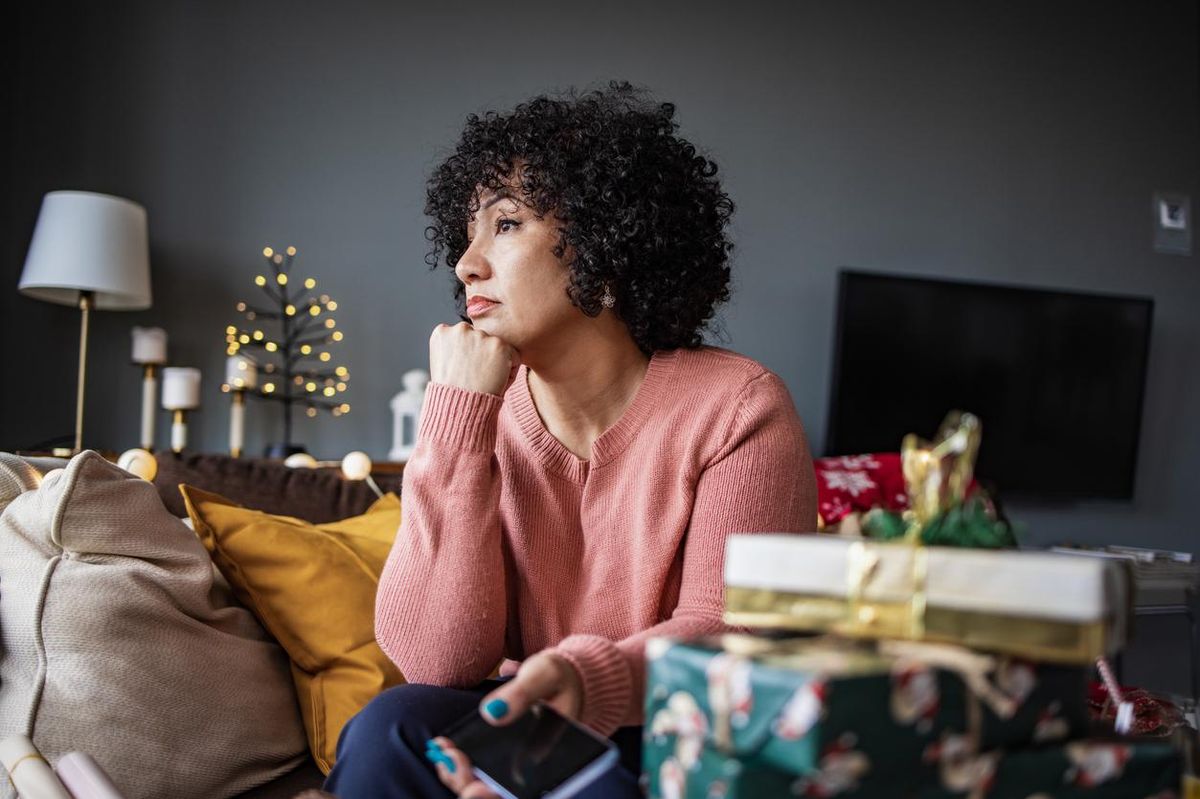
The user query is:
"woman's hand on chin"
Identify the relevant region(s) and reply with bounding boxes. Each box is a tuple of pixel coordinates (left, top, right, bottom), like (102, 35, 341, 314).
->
(430, 322, 520, 396)
(429, 651, 585, 798)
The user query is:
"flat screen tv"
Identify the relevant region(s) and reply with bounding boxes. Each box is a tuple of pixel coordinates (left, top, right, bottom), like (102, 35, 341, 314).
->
(825, 270, 1154, 500)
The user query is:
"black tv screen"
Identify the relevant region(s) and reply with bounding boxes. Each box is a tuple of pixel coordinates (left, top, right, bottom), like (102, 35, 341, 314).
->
(825, 271, 1153, 499)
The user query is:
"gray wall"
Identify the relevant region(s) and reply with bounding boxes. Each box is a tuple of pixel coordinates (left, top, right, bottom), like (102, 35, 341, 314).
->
(6, 1, 1198, 554)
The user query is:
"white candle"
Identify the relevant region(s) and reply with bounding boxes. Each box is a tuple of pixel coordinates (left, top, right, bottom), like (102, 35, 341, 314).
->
(171, 414, 188, 452)
(141, 370, 158, 448)
(229, 393, 245, 456)
(161, 367, 201, 410)
(225, 354, 258, 390)
(131, 326, 167, 364)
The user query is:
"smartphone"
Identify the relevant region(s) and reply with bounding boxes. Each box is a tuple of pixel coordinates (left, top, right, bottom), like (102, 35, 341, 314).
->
(441, 702, 618, 799)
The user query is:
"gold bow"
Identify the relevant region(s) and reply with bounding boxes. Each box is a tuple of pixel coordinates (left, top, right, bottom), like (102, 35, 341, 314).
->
(838, 411, 979, 639)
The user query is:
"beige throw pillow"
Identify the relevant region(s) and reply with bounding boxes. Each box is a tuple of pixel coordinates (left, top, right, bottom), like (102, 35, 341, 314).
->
(0, 451, 309, 799)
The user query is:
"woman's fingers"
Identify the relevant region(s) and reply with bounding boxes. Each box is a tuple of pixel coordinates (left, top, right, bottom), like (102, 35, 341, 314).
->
(430, 738, 498, 798)
(428, 322, 520, 396)
(478, 651, 581, 725)
(428, 738, 476, 795)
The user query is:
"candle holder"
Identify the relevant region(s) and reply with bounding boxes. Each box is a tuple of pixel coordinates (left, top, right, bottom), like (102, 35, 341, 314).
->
(162, 366, 201, 453)
(222, 354, 258, 457)
(130, 326, 168, 450)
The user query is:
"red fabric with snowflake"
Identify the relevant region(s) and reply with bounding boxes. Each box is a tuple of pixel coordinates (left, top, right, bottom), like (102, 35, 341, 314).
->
(814, 453, 909, 524)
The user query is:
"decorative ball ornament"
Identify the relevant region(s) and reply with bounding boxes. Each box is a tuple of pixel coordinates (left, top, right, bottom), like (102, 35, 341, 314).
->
(283, 452, 319, 469)
(117, 448, 158, 481)
(340, 451, 373, 481)
(341, 450, 384, 498)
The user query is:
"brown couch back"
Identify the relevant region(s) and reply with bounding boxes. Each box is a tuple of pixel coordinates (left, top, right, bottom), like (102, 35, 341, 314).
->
(153, 451, 403, 523)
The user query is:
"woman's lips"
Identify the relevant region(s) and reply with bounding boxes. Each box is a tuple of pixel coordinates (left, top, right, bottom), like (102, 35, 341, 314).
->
(466, 298, 500, 317)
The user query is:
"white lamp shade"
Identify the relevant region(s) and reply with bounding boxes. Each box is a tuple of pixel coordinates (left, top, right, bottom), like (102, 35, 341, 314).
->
(19, 191, 151, 310)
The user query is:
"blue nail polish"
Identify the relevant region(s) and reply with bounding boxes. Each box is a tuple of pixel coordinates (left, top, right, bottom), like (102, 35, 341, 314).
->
(485, 698, 509, 719)
(425, 751, 455, 772)
(425, 738, 442, 752)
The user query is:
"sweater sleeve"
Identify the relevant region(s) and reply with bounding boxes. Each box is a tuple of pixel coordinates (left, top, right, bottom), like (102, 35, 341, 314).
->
(374, 381, 509, 687)
(551, 371, 818, 734)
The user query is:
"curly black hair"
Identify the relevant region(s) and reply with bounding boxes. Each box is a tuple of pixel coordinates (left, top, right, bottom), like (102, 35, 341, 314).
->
(423, 80, 735, 354)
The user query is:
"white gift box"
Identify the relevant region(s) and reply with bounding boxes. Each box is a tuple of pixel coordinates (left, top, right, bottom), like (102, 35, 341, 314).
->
(723, 533, 1131, 664)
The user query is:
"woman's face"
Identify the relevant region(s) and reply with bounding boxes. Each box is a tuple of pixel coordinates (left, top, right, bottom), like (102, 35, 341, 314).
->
(455, 180, 579, 354)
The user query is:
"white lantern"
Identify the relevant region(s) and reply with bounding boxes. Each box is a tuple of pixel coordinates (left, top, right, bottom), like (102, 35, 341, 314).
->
(389, 369, 430, 462)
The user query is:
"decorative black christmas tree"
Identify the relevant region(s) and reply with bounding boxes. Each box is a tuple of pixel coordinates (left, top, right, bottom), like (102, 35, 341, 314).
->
(221, 245, 350, 457)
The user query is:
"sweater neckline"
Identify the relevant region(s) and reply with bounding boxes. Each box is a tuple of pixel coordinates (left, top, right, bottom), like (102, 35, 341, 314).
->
(509, 349, 680, 483)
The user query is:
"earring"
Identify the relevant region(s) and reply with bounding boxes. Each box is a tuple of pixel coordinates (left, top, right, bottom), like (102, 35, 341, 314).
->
(600, 284, 615, 309)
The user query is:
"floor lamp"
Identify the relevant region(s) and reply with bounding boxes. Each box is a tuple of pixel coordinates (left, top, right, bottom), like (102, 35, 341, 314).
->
(18, 191, 151, 453)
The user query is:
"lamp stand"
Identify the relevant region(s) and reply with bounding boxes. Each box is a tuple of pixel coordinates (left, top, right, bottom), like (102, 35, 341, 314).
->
(74, 291, 94, 454)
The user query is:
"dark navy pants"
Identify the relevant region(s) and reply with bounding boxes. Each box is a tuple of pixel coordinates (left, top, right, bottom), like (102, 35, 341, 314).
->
(323, 681, 644, 798)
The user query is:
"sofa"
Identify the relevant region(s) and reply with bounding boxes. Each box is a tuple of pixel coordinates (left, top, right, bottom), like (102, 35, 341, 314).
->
(0, 449, 404, 799)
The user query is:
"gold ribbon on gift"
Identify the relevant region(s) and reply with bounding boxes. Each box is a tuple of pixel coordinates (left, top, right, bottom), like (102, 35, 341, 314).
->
(878, 639, 1021, 719)
(842, 539, 930, 641)
(842, 412, 976, 642)
(724, 585, 1109, 664)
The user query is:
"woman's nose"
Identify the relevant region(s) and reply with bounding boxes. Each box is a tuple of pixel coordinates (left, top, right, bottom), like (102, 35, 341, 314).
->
(454, 241, 491, 285)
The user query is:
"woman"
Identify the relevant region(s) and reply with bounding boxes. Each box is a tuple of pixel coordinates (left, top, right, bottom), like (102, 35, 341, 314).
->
(324, 81, 817, 798)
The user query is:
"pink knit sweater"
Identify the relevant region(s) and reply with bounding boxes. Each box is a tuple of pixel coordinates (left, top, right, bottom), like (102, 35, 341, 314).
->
(375, 346, 817, 735)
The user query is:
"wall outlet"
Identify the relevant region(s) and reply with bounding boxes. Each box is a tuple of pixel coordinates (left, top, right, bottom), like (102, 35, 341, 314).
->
(1152, 192, 1192, 255)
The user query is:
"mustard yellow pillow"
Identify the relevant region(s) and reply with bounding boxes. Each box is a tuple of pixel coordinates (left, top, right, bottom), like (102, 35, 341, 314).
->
(180, 485, 405, 774)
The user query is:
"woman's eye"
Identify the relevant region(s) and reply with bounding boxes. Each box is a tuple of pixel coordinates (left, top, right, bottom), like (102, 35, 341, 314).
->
(496, 217, 520, 234)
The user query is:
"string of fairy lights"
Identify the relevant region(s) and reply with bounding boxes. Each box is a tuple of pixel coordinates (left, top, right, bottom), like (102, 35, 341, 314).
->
(221, 246, 350, 448)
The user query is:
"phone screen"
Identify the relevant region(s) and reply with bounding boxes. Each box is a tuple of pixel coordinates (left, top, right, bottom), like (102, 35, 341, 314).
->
(443, 703, 616, 799)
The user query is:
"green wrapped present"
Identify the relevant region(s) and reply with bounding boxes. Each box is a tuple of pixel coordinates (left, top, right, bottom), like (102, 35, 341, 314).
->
(646, 735, 1182, 798)
(644, 634, 1089, 798)
(916, 738, 1182, 799)
(649, 745, 795, 799)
